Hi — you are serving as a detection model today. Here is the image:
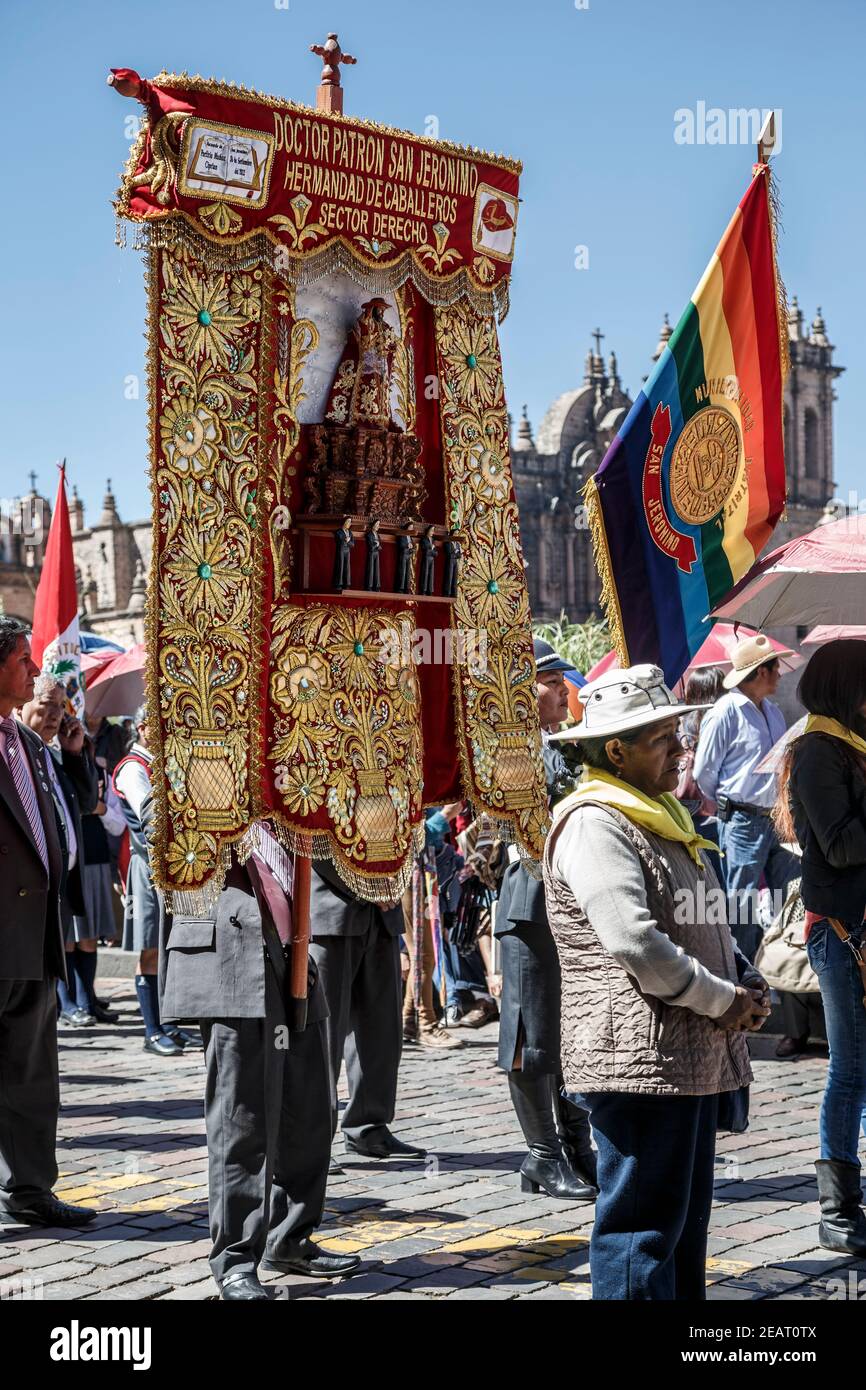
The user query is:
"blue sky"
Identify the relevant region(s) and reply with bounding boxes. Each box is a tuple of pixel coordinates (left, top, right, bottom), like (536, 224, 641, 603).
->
(2, 0, 862, 521)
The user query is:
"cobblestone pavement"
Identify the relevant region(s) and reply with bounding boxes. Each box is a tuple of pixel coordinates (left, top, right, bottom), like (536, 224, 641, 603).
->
(1, 980, 864, 1302)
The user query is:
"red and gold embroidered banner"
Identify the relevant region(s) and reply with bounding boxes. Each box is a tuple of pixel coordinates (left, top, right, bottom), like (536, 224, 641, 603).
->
(114, 69, 519, 320)
(117, 68, 546, 910)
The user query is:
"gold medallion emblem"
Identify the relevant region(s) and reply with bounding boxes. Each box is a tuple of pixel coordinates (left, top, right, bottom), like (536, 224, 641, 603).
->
(669, 405, 741, 526)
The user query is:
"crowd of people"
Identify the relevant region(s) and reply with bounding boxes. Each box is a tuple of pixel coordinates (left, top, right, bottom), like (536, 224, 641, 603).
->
(1, 610, 866, 1301)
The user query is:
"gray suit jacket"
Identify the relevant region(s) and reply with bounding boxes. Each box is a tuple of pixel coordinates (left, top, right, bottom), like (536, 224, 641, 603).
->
(0, 721, 66, 981)
(310, 859, 404, 938)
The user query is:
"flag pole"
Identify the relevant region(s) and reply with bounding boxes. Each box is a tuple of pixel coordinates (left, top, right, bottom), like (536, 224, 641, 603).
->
(288, 37, 359, 1032)
(757, 111, 776, 166)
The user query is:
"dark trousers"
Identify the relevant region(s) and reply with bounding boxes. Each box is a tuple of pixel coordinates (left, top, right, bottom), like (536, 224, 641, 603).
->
(0, 978, 59, 1207)
(580, 1090, 719, 1300)
(200, 963, 331, 1281)
(310, 924, 402, 1142)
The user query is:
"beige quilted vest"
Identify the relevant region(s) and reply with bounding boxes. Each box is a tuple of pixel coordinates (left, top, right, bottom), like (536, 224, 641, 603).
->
(543, 800, 752, 1097)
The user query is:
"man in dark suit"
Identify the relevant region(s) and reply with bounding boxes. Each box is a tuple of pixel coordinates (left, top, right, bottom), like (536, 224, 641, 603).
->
(309, 860, 426, 1161)
(495, 639, 596, 1202)
(20, 674, 104, 1024)
(0, 618, 95, 1228)
(157, 818, 359, 1299)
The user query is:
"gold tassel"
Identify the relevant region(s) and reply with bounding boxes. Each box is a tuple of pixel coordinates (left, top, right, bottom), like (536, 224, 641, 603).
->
(584, 475, 630, 666)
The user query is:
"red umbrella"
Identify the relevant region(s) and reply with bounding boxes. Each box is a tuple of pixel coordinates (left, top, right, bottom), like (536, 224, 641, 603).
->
(583, 625, 801, 688)
(711, 512, 866, 628)
(85, 643, 146, 718)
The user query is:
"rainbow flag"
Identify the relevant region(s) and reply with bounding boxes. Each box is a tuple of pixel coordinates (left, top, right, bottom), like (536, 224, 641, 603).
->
(585, 166, 788, 686)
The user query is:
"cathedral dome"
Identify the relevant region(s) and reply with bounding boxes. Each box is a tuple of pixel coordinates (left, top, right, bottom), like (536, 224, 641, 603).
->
(535, 385, 595, 456)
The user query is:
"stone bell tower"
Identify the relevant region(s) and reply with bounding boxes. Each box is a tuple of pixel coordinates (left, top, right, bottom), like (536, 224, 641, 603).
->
(783, 298, 843, 510)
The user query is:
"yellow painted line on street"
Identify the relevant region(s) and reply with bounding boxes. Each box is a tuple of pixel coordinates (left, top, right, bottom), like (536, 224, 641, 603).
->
(56, 1173, 200, 1201)
(439, 1225, 547, 1253)
(705, 1256, 758, 1275)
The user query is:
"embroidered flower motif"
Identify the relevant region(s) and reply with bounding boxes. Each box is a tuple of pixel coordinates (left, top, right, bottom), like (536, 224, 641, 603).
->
(331, 611, 381, 692)
(229, 274, 261, 321)
(471, 448, 510, 505)
(442, 318, 499, 409)
(271, 655, 329, 722)
(166, 830, 215, 885)
(163, 262, 249, 366)
(160, 398, 222, 475)
(164, 527, 245, 620)
(274, 763, 326, 815)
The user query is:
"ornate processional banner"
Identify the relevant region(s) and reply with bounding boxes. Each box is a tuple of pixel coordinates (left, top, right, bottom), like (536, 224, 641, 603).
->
(114, 68, 547, 910)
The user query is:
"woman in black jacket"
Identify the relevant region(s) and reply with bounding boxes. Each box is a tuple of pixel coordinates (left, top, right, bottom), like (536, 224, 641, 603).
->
(779, 640, 866, 1256)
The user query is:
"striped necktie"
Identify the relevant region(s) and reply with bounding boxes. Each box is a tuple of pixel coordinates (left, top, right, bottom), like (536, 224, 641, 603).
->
(0, 717, 49, 871)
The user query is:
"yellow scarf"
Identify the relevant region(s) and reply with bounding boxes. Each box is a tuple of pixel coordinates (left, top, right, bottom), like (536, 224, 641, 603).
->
(555, 765, 717, 868)
(805, 714, 866, 757)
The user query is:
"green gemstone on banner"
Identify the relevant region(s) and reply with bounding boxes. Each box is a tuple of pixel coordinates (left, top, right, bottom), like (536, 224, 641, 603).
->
(487, 580, 499, 594)
(466, 354, 477, 368)
(198, 309, 212, 325)
(197, 563, 212, 579)
(354, 642, 364, 655)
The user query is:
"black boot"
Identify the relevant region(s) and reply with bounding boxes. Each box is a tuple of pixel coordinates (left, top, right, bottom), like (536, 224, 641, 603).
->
(556, 1091, 598, 1189)
(508, 1072, 596, 1201)
(815, 1159, 866, 1256)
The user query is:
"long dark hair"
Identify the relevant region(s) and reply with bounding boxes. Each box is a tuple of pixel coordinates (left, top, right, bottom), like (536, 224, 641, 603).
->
(773, 640, 866, 841)
(684, 665, 725, 707)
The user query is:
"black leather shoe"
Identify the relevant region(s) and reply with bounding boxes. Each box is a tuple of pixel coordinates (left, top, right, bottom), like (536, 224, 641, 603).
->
(219, 1271, 277, 1301)
(775, 1034, 808, 1059)
(59, 1008, 94, 1027)
(344, 1129, 427, 1159)
(90, 1003, 121, 1024)
(263, 1240, 361, 1279)
(144, 1033, 183, 1057)
(0, 1194, 97, 1227)
(163, 1026, 204, 1050)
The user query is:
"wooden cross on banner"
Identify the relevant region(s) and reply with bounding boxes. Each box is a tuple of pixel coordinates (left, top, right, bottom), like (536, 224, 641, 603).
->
(310, 32, 357, 113)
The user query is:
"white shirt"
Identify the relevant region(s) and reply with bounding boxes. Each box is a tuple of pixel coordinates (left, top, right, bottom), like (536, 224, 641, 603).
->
(114, 743, 153, 819)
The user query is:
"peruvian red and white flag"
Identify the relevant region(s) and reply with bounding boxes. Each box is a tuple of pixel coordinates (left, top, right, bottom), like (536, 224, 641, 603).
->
(31, 462, 84, 718)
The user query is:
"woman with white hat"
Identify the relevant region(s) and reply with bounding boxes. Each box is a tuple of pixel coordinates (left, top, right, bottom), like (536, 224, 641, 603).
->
(543, 664, 770, 1300)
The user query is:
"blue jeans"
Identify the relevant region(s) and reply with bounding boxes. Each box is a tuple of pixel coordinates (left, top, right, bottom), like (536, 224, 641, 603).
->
(719, 810, 798, 961)
(576, 1091, 718, 1300)
(806, 919, 866, 1164)
(434, 916, 488, 1011)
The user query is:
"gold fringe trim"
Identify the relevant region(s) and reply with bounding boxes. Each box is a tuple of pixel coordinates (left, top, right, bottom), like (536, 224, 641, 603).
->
(762, 163, 791, 385)
(150, 70, 522, 175)
(583, 474, 630, 666)
(162, 820, 426, 915)
(124, 217, 510, 321)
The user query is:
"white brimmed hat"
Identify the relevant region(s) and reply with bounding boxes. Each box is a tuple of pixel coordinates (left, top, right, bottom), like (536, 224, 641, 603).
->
(722, 633, 795, 690)
(550, 663, 707, 743)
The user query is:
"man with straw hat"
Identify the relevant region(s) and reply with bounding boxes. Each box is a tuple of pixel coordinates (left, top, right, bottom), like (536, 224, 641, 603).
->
(693, 633, 799, 966)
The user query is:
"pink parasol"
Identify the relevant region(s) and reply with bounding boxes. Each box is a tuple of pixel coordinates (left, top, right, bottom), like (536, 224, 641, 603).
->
(583, 624, 801, 688)
(801, 624, 866, 648)
(711, 513, 866, 629)
(85, 643, 146, 718)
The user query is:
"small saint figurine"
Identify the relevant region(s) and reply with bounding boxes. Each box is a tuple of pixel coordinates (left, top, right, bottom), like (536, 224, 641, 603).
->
(364, 518, 382, 592)
(332, 516, 354, 591)
(419, 524, 437, 596)
(395, 528, 417, 594)
(442, 528, 463, 598)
